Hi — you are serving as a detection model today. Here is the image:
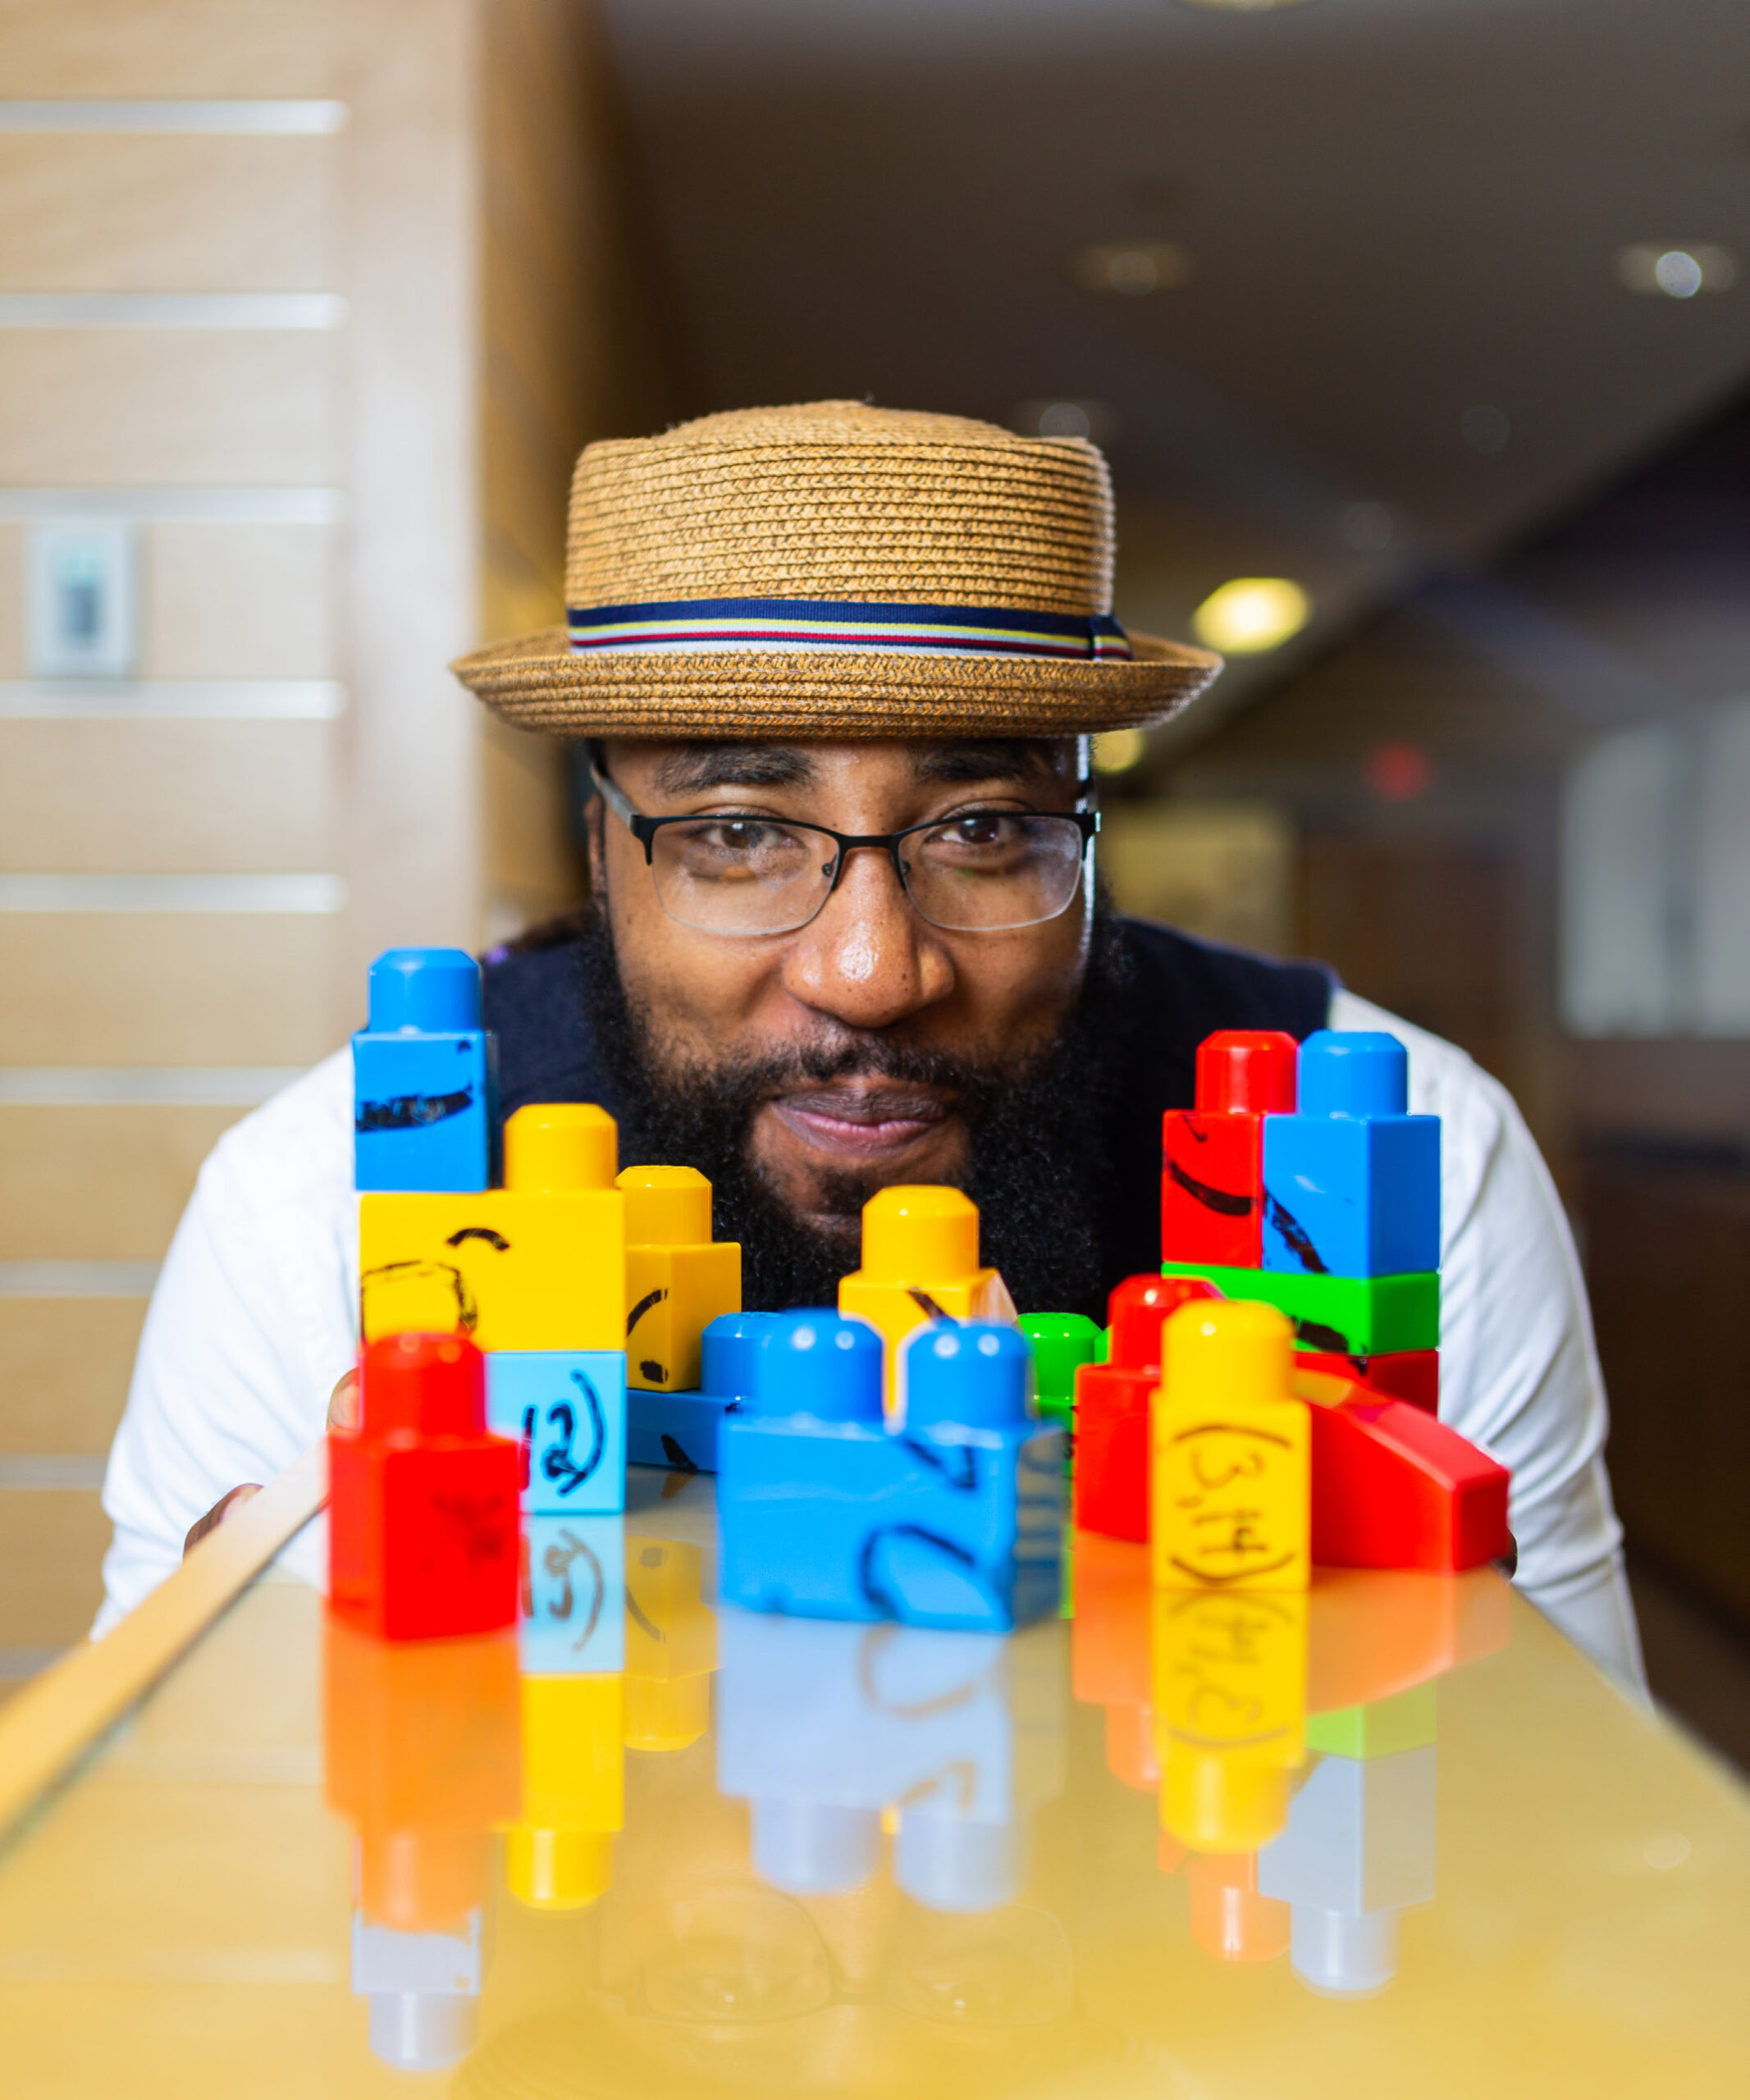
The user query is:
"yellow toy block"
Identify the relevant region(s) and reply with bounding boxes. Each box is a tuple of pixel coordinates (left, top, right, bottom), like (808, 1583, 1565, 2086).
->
(1152, 1584, 1308, 1851)
(1151, 1299, 1310, 1593)
(624, 1537, 717, 1752)
(837, 1185, 1014, 1411)
(505, 1672, 625, 1911)
(617, 1165, 742, 1393)
(359, 1102, 626, 1354)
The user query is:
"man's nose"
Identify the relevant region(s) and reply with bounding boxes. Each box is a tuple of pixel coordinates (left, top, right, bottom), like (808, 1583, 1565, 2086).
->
(779, 844, 955, 1028)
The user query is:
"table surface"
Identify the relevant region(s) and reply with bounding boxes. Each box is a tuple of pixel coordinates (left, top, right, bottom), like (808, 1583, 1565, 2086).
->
(1, 1468, 1747, 2100)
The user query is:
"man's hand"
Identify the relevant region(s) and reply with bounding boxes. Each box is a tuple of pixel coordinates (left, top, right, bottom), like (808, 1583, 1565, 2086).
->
(182, 1367, 359, 1558)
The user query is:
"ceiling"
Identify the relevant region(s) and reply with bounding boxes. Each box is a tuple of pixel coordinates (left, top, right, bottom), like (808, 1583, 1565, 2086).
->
(594, 0, 1750, 737)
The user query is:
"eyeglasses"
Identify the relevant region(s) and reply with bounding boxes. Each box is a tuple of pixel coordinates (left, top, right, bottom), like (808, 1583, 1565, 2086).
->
(592, 766, 1099, 938)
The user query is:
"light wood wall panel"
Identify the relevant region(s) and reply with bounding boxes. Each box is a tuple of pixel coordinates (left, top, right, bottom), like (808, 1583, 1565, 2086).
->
(0, 721, 335, 873)
(0, 917, 336, 1066)
(0, 1299, 146, 1455)
(144, 523, 337, 680)
(0, 0, 336, 97)
(0, 135, 336, 294)
(0, 1105, 248, 1261)
(0, 523, 22, 678)
(0, 1492, 110, 1647)
(0, 333, 337, 486)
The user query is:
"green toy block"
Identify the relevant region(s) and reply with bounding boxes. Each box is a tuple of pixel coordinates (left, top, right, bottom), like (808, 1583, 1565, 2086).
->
(1158, 1260, 1439, 1354)
(1306, 1681, 1438, 1759)
(1018, 1312, 1103, 1421)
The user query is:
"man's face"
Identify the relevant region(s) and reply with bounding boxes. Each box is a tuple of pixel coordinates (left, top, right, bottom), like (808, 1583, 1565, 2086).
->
(586, 737, 1091, 1243)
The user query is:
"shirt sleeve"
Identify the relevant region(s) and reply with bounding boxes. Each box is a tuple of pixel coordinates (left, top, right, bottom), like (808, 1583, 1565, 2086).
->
(94, 1051, 359, 1635)
(1327, 992, 1645, 1688)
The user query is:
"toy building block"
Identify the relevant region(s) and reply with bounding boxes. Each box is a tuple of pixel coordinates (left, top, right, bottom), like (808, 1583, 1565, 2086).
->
(1310, 1396, 1511, 1572)
(627, 1310, 779, 1472)
(520, 1513, 626, 1675)
(486, 1348, 626, 1515)
(1296, 1346, 1438, 1414)
(618, 1165, 742, 1392)
(1070, 1530, 1157, 1789)
(1161, 1029, 1299, 1268)
(1186, 1851, 1292, 1965)
(351, 1912, 482, 2075)
(353, 947, 499, 1194)
(1017, 1311, 1103, 1427)
(1262, 1031, 1440, 1279)
(1305, 1679, 1437, 1760)
(360, 1102, 626, 1353)
(1152, 1585, 1308, 1852)
(624, 1536, 718, 1751)
(717, 1609, 1065, 1911)
(838, 1185, 1013, 1411)
(1159, 1259, 1439, 1357)
(506, 1671, 625, 1911)
(1306, 1564, 1511, 1714)
(720, 1314, 1065, 1631)
(328, 1332, 521, 1640)
(1152, 1300, 1310, 1591)
(1075, 1273, 1218, 1542)
(1258, 1744, 1437, 1994)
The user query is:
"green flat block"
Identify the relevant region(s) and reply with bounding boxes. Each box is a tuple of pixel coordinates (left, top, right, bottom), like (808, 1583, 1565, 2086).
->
(1306, 1681, 1438, 1758)
(1159, 1260, 1439, 1354)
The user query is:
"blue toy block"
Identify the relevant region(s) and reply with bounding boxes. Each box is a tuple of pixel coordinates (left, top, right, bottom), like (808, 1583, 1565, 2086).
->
(718, 1315, 1066, 1632)
(486, 1349, 627, 1514)
(1262, 1030, 1440, 1278)
(519, 1514, 626, 1673)
(1258, 1744, 1437, 1994)
(627, 1310, 778, 1472)
(353, 947, 499, 1194)
(716, 1609, 1067, 1911)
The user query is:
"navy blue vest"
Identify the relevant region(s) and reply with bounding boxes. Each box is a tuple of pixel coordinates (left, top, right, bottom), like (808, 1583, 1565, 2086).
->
(482, 917, 1334, 1299)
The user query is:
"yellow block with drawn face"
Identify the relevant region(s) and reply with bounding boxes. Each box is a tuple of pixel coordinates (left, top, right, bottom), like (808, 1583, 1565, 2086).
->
(837, 1185, 1013, 1412)
(618, 1166, 742, 1393)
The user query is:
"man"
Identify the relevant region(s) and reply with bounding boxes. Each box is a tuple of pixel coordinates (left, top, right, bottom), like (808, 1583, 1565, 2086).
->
(97, 402, 1640, 1678)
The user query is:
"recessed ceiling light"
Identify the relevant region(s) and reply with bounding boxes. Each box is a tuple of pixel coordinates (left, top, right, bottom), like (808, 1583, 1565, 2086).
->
(1617, 244, 1738, 298)
(1191, 578, 1310, 655)
(1092, 728, 1147, 775)
(1071, 240, 1192, 295)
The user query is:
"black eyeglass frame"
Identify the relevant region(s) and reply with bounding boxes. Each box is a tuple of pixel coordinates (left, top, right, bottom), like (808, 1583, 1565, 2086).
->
(589, 763, 1100, 935)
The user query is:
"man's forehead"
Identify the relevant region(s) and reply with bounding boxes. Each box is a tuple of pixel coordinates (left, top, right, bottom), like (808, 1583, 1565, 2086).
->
(611, 737, 1082, 796)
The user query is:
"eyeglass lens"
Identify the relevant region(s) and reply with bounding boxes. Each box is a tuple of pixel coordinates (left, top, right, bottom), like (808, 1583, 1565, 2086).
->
(648, 812, 1089, 934)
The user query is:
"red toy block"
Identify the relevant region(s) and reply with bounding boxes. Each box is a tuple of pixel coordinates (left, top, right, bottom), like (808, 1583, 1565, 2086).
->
(1298, 1347, 1438, 1414)
(329, 1331, 522, 1641)
(1160, 1032, 1299, 1267)
(1310, 1398, 1510, 1572)
(1073, 1274, 1218, 1541)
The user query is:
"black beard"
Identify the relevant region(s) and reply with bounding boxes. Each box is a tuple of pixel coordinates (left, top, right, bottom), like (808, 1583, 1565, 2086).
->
(575, 907, 1131, 1320)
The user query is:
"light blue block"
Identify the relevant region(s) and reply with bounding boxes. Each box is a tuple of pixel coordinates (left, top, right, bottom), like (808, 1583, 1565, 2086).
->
(486, 1349, 626, 1514)
(352, 947, 497, 1193)
(519, 1514, 626, 1673)
(627, 1311, 779, 1472)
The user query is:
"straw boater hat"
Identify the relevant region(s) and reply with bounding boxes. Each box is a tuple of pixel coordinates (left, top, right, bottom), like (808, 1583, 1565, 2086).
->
(451, 399, 1222, 737)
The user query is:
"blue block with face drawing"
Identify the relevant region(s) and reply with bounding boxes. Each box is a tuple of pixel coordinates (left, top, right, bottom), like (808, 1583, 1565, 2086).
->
(486, 1349, 627, 1514)
(352, 947, 499, 1193)
(718, 1315, 1065, 1632)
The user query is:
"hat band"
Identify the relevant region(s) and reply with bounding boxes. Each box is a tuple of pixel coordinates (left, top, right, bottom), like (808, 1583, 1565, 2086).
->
(567, 596, 1133, 662)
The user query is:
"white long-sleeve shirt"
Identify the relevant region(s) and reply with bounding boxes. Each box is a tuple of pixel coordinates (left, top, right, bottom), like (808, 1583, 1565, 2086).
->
(95, 989, 1644, 1682)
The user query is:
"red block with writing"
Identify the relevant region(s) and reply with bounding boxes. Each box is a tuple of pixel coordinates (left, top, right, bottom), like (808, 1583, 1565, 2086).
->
(1310, 1395, 1510, 1572)
(1161, 1030, 1299, 1267)
(329, 1331, 522, 1640)
(1074, 1273, 1218, 1541)
(1298, 1347, 1439, 1414)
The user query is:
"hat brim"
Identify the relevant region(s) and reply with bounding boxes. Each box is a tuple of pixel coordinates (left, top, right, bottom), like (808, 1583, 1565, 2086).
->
(450, 625, 1222, 739)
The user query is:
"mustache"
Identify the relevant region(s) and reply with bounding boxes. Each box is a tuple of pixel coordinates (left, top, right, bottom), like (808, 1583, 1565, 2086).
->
(662, 1031, 1012, 1113)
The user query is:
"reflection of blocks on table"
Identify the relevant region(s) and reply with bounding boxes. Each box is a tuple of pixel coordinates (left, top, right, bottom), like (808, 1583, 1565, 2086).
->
(717, 1607, 1066, 1912)
(328, 1332, 522, 1641)
(351, 1911, 482, 2075)
(519, 1514, 626, 1674)
(1258, 1745, 1437, 1995)
(353, 947, 498, 1194)
(628, 1309, 779, 1472)
(1075, 1273, 1218, 1542)
(360, 1102, 626, 1354)
(624, 1536, 718, 1751)
(618, 1165, 742, 1393)
(1159, 1259, 1439, 1358)
(487, 1349, 627, 1514)
(1017, 1310, 1103, 1429)
(507, 1672, 625, 1913)
(1185, 1851, 1291, 1965)
(838, 1185, 1012, 1411)
(1262, 1032, 1440, 1280)
(720, 1315, 1065, 1632)
(1069, 1532, 1157, 1790)
(1306, 1565, 1511, 1714)
(1306, 1680, 1437, 1760)
(1161, 1029, 1298, 1269)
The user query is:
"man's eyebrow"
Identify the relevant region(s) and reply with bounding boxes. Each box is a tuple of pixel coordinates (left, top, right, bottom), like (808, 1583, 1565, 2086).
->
(654, 746, 818, 794)
(912, 740, 1069, 787)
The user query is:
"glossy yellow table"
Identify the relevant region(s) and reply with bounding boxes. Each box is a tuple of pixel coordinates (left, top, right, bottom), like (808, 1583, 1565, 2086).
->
(0, 1468, 1746, 2098)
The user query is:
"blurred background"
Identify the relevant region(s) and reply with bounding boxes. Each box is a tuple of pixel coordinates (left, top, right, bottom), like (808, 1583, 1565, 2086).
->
(2, 0, 1747, 1763)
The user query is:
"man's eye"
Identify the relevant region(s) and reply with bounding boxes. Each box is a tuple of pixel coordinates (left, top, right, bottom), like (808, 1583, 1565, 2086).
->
(936, 814, 1023, 851)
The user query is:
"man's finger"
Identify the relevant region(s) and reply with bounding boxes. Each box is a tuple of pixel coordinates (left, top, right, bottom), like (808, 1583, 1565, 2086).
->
(327, 1367, 360, 1432)
(183, 1482, 262, 1558)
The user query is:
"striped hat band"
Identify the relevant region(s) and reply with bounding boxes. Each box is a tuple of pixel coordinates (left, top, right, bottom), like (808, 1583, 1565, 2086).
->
(567, 596, 1134, 662)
